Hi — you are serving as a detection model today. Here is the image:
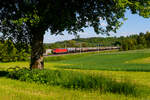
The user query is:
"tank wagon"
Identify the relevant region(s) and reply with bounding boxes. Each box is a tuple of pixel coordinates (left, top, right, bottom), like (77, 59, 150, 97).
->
(51, 47, 119, 54)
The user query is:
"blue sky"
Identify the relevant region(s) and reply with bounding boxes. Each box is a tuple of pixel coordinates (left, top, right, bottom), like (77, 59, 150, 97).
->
(44, 10, 150, 43)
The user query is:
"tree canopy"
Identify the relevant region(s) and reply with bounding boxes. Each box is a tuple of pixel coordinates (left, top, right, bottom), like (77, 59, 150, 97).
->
(0, 0, 150, 69)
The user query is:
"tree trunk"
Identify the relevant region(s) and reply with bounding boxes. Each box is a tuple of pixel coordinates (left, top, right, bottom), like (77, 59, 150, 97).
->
(30, 30, 44, 69)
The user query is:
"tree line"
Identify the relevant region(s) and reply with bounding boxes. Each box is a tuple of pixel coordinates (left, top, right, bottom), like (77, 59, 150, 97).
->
(44, 37, 121, 49)
(120, 31, 150, 51)
(44, 31, 150, 51)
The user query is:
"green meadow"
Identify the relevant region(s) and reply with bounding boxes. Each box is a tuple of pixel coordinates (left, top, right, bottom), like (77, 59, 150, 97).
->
(57, 49, 150, 71)
(1, 49, 150, 100)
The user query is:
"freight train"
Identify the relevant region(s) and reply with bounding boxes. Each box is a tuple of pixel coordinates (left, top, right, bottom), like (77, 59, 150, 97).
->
(51, 47, 119, 54)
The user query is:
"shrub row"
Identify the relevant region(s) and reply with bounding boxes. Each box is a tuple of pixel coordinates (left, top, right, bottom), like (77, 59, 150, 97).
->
(8, 68, 138, 96)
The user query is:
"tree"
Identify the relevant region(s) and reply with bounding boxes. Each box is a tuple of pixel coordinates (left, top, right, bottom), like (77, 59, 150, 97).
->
(67, 40, 77, 47)
(0, 40, 29, 62)
(0, 0, 150, 69)
(137, 32, 147, 48)
(0, 40, 17, 62)
(145, 31, 150, 47)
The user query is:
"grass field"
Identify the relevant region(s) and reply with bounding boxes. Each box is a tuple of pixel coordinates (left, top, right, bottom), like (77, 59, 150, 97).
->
(0, 49, 150, 100)
(56, 49, 150, 71)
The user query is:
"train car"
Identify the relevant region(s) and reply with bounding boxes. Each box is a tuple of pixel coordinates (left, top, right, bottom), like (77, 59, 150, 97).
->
(88, 47, 97, 51)
(82, 48, 88, 52)
(67, 48, 76, 53)
(52, 48, 68, 54)
(75, 48, 82, 52)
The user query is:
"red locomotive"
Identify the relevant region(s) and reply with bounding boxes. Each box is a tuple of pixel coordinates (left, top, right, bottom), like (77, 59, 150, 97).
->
(52, 48, 68, 54)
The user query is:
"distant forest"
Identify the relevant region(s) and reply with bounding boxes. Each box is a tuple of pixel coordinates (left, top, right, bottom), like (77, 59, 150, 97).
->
(44, 31, 150, 51)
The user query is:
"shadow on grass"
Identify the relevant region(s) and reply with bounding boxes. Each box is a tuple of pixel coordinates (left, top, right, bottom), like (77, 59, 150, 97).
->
(0, 70, 9, 77)
(0, 66, 21, 77)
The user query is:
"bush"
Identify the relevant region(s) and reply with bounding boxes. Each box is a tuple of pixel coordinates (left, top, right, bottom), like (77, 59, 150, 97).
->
(8, 68, 138, 96)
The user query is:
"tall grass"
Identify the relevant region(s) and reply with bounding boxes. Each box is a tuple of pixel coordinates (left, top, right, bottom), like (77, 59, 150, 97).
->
(8, 68, 138, 96)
